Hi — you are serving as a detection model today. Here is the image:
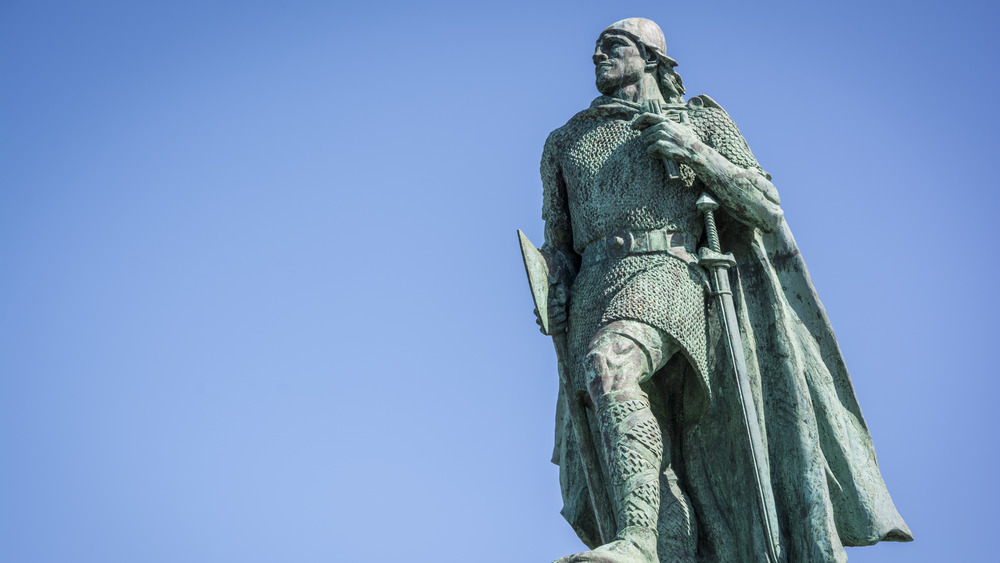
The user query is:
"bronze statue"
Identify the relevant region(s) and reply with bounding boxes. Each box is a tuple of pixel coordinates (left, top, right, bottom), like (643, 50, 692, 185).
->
(519, 17, 911, 563)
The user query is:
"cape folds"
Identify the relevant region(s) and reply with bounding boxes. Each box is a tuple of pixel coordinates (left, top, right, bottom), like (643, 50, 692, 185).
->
(545, 96, 912, 562)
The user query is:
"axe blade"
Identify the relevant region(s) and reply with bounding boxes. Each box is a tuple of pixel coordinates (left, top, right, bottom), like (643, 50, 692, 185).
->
(517, 229, 551, 335)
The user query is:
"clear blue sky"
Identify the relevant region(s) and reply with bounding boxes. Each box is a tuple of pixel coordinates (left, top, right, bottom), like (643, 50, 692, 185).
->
(1, 1, 997, 561)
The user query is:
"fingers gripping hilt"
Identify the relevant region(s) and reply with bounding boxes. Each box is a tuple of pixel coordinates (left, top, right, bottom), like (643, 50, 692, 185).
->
(641, 98, 681, 181)
(696, 193, 721, 253)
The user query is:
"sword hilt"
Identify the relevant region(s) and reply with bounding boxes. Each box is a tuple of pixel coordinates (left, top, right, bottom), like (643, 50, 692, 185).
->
(696, 192, 721, 253)
(642, 99, 681, 181)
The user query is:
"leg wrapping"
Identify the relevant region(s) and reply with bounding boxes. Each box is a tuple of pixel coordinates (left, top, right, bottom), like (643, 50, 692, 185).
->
(596, 390, 663, 534)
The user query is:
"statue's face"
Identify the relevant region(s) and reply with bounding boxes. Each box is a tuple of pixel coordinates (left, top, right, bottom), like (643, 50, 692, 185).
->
(593, 32, 646, 96)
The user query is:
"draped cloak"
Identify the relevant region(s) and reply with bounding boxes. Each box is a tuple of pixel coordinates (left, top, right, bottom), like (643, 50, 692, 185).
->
(544, 97, 912, 562)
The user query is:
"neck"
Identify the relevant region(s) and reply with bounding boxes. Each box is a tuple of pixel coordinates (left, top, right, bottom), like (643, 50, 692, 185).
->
(612, 72, 665, 104)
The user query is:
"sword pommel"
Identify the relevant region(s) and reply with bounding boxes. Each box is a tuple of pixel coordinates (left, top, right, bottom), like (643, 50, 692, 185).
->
(696, 192, 719, 212)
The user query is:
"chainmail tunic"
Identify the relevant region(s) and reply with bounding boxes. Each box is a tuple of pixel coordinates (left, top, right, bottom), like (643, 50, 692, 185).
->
(545, 95, 914, 561)
(541, 96, 766, 386)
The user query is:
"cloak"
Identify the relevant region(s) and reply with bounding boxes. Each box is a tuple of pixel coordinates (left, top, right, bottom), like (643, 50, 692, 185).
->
(550, 97, 913, 562)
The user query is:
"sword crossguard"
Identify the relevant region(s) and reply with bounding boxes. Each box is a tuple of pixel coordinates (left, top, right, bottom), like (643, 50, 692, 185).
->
(697, 248, 736, 269)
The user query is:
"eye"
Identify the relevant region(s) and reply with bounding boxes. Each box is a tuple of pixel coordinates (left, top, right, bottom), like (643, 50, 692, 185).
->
(601, 37, 627, 50)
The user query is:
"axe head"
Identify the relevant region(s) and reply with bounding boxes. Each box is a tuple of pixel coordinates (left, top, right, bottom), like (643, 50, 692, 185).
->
(517, 229, 551, 335)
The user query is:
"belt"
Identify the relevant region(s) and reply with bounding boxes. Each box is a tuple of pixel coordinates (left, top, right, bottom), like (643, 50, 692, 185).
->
(582, 228, 695, 268)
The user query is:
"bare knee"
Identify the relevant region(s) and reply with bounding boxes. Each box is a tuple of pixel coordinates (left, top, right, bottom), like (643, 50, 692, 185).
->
(584, 332, 648, 398)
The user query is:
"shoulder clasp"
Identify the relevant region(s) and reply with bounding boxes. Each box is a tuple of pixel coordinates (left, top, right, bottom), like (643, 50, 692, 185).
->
(687, 94, 728, 116)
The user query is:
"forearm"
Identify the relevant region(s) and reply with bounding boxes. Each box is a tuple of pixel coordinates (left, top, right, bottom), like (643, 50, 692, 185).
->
(536, 225, 577, 335)
(691, 146, 783, 232)
(541, 225, 580, 286)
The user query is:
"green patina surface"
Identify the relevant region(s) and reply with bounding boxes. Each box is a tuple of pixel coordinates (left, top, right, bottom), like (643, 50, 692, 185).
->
(519, 17, 912, 563)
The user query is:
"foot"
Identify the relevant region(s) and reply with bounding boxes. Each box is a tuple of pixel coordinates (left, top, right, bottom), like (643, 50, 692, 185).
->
(553, 528, 657, 563)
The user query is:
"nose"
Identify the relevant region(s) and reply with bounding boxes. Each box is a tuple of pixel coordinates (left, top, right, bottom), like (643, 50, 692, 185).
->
(593, 47, 607, 65)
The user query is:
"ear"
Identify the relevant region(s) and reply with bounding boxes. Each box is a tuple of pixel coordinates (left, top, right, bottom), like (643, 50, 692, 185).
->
(643, 49, 659, 72)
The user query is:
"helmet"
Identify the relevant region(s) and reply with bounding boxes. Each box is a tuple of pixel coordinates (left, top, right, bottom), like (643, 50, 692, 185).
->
(600, 17, 678, 67)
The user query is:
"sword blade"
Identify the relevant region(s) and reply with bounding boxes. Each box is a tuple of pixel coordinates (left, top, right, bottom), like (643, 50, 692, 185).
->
(696, 192, 781, 563)
(710, 266, 781, 563)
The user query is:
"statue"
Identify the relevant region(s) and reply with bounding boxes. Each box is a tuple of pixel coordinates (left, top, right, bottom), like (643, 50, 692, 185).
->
(518, 17, 912, 563)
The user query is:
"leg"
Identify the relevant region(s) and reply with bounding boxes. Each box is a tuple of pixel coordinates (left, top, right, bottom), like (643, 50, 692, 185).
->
(654, 370, 699, 562)
(556, 321, 673, 563)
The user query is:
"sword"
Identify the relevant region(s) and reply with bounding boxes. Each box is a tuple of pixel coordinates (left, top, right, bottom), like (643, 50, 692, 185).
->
(641, 98, 687, 181)
(517, 229, 616, 545)
(696, 194, 781, 563)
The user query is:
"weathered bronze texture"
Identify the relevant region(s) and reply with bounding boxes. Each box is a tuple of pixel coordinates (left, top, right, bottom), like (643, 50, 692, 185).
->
(519, 17, 912, 563)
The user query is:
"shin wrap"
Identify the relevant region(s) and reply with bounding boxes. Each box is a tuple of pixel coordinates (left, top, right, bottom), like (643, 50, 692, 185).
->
(596, 389, 663, 534)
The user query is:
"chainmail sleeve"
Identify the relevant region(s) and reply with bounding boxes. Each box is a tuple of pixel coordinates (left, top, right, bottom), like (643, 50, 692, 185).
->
(539, 130, 579, 285)
(688, 103, 782, 231)
(541, 131, 571, 234)
(694, 107, 768, 178)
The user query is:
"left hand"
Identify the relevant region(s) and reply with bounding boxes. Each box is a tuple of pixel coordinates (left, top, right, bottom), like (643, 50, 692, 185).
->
(632, 112, 705, 168)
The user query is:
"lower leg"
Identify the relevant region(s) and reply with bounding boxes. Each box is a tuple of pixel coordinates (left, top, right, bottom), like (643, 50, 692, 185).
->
(556, 327, 664, 563)
(596, 388, 663, 562)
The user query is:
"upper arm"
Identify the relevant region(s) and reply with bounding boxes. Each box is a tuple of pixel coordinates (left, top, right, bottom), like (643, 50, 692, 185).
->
(540, 133, 572, 241)
(539, 132, 580, 279)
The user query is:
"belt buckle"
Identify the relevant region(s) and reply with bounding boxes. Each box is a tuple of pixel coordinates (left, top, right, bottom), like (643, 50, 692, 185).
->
(605, 229, 634, 259)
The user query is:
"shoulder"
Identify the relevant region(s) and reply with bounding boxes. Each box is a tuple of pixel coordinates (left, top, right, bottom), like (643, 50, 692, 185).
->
(542, 127, 567, 164)
(687, 94, 769, 177)
(542, 115, 583, 171)
(548, 105, 606, 136)
(688, 94, 727, 113)
(687, 94, 741, 134)
(544, 116, 576, 154)
(543, 105, 604, 158)
(547, 97, 637, 142)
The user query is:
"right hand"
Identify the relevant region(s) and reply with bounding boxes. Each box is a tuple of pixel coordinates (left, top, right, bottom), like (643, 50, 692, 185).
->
(535, 282, 569, 335)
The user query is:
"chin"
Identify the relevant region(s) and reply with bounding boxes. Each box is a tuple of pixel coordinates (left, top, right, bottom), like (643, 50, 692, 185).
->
(595, 77, 618, 96)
